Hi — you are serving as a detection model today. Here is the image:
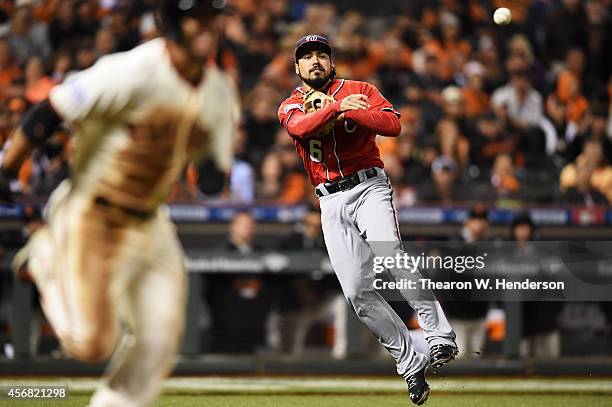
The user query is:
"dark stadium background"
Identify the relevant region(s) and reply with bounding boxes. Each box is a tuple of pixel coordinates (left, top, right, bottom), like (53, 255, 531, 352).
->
(0, 0, 611, 383)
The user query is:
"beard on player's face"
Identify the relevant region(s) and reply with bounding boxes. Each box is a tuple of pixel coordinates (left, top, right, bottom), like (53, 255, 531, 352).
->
(298, 64, 335, 90)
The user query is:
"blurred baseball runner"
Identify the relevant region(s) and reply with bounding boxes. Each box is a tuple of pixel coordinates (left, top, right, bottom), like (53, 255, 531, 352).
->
(278, 35, 458, 405)
(0, 1, 238, 406)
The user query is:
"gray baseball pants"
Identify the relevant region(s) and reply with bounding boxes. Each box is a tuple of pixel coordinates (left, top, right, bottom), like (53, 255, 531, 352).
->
(317, 168, 455, 379)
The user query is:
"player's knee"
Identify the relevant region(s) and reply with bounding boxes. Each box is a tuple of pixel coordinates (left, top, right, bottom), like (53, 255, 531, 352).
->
(78, 341, 115, 362)
(72, 328, 118, 362)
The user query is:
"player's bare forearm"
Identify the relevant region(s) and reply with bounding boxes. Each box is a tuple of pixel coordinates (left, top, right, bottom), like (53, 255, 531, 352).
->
(285, 102, 341, 139)
(1, 128, 35, 174)
(343, 109, 401, 137)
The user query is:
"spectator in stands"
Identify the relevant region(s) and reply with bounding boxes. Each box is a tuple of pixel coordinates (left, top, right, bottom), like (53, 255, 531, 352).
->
(440, 86, 471, 140)
(138, 9, 158, 42)
(24, 56, 55, 104)
(276, 144, 308, 204)
(398, 134, 437, 188)
(48, 0, 79, 53)
(75, 0, 100, 43)
(491, 68, 544, 130)
(470, 112, 516, 172)
(417, 155, 465, 205)
(478, 36, 505, 94)
(436, 116, 470, 172)
(559, 72, 589, 125)
(566, 106, 612, 164)
(257, 147, 307, 204)
(229, 126, 255, 203)
(276, 206, 345, 358)
(540, 95, 574, 158)
(206, 212, 275, 353)
(74, 46, 96, 71)
(0, 0, 610, 208)
(403, 74, 440, 135)
(225, 12, 277, 91)
(0, 37, 22, 100)
(459, 204, 490, 247)
(381, 151, 405, 194)
(0, 100, 9, 145)
(490, 153, 521, 200)
(445, 204, 491, 359)
(225, 211, 260, 254)
(257, 150, 283, 201)
(106, 3, 140, 53)
(3, 2, 51, 65)
(416, 52, 446, 109)
(556, 48, 588, 112)
(544, 0, 588, 62)
(243, 85, 281, 167)
(584, 2, 612, 89)
(507, 34, 546, 94)
(560, 161, 608, 206)
(376, 36, 414, 105)
(1, 203, 49, 356)
(590, 106, 612, 160)
(50, 50, 72, 83)
(512, 213, 563, 359)
(560, 138, 612, 203)
(461, 61, 489, 119)
(7, 96, 26, 129)
(94, 28, 117, 58)
(329, 10, 371, 80)
(437, 11, 471, 82)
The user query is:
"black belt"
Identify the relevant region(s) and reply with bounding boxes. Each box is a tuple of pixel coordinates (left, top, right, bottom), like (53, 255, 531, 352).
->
(316, 168, 379, 197)
(93, 196, 154, 220)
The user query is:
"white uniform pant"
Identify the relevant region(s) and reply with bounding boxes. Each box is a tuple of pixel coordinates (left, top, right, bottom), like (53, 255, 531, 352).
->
(27, 182, 186, 407)
(318, 172, 455, 379)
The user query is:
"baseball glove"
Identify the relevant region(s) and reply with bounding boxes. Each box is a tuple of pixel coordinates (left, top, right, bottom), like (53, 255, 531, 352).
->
(303, 89, 335, 113)
(303, 90, 336, 135)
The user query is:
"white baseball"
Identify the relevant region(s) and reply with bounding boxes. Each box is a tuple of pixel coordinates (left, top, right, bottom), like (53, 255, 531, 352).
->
(493, 7, 512, 25)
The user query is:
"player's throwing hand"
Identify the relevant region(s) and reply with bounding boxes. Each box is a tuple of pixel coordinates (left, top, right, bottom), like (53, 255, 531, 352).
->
(340, 94, 370, 112)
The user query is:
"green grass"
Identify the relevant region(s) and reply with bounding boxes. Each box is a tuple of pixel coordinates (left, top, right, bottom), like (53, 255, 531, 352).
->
(2, 377, 612, 406)
(6, 394, 612, 407)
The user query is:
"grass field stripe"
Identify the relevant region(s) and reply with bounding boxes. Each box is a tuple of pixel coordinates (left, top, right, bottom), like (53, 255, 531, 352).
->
(1, 377, 611, 396)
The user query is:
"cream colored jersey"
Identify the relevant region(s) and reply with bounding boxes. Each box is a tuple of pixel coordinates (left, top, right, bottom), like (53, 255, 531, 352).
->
(49, 38, 239, 212)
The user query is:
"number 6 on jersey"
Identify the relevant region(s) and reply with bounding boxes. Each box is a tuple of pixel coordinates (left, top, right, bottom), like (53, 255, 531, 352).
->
(309, 139, 323, 162)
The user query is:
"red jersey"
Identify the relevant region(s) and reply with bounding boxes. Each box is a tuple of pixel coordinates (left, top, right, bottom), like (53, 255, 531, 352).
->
(278, 79, 400, 186)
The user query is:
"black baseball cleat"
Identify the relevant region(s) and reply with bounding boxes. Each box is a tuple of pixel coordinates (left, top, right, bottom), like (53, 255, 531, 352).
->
(406, 365, 430, 405)
(430, 343, 458, 370)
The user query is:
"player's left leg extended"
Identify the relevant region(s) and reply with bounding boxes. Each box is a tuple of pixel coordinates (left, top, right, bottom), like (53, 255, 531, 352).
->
(90, 210, 186, 407)
(354, 176, 456, 350)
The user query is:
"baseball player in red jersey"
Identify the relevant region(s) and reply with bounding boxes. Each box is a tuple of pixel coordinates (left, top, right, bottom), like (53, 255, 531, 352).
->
(279, 35, 458, 405)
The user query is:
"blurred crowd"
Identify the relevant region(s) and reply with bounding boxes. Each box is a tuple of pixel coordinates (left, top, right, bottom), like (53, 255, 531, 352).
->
(0, 0, 611, 207)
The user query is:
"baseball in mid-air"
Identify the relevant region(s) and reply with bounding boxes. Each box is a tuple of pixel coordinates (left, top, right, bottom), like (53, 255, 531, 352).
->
(493, 7, 512, 25)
